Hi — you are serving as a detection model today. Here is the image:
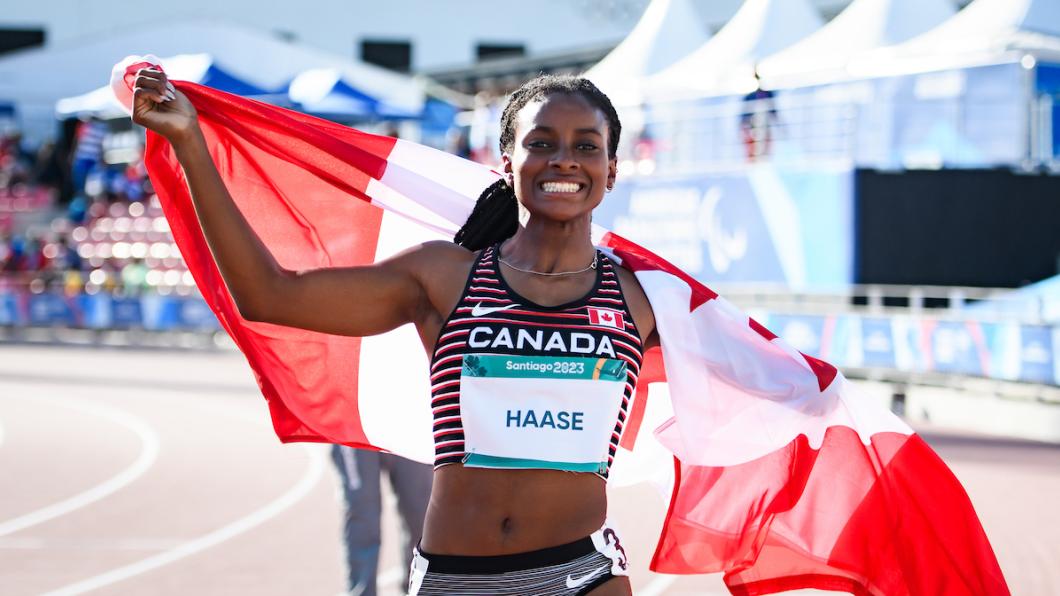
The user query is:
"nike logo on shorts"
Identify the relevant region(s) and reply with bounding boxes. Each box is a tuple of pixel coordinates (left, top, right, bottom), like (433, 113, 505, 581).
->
(565, 565, 607, 589)
(470, 302, 520, 317)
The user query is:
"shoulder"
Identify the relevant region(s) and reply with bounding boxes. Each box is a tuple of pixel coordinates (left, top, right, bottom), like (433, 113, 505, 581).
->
(400, 240, 479, 291)
(391, 240, 476, 269)
(375, 240, 480, 331)
(611, 257, 657, 347)
(612, 264, 648, 308)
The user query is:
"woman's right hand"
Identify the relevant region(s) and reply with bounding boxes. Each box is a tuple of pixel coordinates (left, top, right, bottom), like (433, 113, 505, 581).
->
(131, 68, 200, 144)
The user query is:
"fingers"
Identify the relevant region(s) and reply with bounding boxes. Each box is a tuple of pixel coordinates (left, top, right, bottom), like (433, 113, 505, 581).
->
(134, 68, 175, 104)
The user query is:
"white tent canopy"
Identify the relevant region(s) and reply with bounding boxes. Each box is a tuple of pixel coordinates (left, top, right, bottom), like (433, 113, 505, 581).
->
(853, 0, 1060, 77)
(647, 0, 824, 100)
(584, 0, 711, 107)
(0, 20, 424, 141)
(757, 0, 956, 88)
(56, 54, 238, 119)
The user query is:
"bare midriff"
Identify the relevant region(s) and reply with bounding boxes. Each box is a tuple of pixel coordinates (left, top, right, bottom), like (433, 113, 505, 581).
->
(420, 464, 606, 556)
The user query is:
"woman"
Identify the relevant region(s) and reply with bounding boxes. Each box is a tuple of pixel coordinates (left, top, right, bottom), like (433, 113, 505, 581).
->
(133, 69, 657, 595)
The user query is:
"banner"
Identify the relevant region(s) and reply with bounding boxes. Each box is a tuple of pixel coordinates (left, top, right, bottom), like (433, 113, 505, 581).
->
(592, 166, 854, 287)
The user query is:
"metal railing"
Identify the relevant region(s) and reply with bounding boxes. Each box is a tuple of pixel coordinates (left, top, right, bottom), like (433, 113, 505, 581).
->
(621, 89, 1057, 176)
(715, 282, 1058, 325)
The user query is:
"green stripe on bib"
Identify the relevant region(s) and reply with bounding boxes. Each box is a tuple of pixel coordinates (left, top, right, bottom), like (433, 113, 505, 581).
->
(463, 453, 606, 473)
(461, 354, 626, 381)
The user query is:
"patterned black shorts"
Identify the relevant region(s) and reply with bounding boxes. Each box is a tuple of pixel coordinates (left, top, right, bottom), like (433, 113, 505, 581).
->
(409, 522, 629, 595)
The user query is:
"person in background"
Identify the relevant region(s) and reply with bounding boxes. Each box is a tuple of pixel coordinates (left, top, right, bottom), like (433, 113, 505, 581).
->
(71, 117, 106, 194)
(739, 66, 778, 162)
(0, 131, 32, 187)
(331, 447, 432, 596)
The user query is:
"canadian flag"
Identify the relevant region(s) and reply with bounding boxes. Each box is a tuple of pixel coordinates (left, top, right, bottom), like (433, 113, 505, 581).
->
(587, 307, 625, 329)
(114, 56, 1007, 595)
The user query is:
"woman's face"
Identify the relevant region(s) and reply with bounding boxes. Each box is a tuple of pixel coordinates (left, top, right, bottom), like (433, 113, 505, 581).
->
(503, 93, 617, 223)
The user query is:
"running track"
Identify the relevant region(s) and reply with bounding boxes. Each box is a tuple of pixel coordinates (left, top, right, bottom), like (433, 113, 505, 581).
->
(1, 344, 1057, 595)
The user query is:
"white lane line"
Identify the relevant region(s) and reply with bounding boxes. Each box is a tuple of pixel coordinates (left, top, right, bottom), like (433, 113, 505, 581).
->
(0, 395, 160, 537)
(42, 443, 327, 596)
(638, 575, 679, 596)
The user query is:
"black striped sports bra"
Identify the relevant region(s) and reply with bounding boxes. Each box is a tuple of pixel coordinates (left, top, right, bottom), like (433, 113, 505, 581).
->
(429, 244, 644, 479)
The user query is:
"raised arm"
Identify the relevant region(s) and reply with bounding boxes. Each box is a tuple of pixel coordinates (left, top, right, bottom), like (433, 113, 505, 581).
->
(130, 68, 434, 337)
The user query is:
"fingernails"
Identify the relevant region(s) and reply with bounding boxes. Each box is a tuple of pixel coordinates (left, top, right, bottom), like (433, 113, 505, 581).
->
(165, 91, 175, 101)
(166, 81, 176, 93)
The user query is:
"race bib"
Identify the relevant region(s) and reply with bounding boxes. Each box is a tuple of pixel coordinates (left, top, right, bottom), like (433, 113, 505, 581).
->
(459, 354, 627, 473)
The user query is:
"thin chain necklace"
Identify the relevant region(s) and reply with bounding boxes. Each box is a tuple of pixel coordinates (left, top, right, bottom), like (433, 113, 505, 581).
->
(499, 252, 598, 277)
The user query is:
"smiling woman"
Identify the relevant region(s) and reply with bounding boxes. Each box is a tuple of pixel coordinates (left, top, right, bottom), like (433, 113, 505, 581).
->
(130, 69, 655, 595)
(410, 77, 657, 596)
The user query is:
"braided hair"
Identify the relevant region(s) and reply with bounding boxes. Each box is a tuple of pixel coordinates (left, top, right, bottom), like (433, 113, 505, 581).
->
(453, 75, 622, 251)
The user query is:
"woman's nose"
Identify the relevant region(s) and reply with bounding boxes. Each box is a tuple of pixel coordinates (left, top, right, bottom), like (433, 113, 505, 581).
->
(548, 146, 579, 169)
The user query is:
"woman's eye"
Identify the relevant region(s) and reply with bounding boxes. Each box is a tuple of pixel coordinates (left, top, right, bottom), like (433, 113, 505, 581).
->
(578, 143, 599, 151)
(528, 140, 551, 149)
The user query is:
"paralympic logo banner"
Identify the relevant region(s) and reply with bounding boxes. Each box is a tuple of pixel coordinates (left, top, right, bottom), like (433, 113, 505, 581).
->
(592, 167, 854, 287)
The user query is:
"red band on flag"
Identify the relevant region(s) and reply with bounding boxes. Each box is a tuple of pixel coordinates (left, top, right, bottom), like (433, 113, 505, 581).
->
(651, 428, 1008, 595)
(143, 82, 394, 448)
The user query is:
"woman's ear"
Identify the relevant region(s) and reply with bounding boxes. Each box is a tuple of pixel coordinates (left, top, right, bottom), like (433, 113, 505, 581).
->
(501, 153, 515, 188)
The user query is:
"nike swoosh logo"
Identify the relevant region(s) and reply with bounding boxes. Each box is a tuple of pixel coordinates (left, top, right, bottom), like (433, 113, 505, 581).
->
(565, 566, 607, 589)
(470, 302, 520, 317)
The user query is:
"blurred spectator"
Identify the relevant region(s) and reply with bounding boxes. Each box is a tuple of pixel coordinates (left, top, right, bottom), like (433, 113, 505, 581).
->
(740, 67, 778, 162)
(446, 128, 471, 160)
(31, 140, 63, 189)
(63, 267, 84, 297)
(67, 194, 88, 224)
(0, 232, 12, 272)
(121, 258, 148, 296)
(123, 149, 148, 201)
(21, 234, 46, 273)
(0, 131, 33, 188)
(331, 447, 431, 596)
(71, 117, 106, 195)
(469, 90, 501, 165)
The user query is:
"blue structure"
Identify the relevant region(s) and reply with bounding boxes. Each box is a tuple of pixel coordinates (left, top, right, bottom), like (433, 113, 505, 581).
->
(595, 165, 854, 287)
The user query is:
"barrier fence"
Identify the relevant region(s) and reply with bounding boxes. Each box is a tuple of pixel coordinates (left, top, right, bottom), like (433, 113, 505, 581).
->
(757, 311, 1058, 387)
(1, 284, 1056, 387)
(0, 288, 218, 332)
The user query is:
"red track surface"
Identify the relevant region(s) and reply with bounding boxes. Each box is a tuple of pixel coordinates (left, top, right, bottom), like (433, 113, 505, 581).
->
(1, 344, 1057, 595)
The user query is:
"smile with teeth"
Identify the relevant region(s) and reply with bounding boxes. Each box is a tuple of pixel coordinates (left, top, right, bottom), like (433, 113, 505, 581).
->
(540, 181, 583, 193)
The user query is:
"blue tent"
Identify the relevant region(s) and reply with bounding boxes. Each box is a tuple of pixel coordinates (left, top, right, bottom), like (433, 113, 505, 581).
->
(285, 67, 425, 122)
(198, 63, 273, 97)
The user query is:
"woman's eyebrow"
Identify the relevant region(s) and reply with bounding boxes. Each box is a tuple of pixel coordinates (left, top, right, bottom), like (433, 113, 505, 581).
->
(527, 125, 604, 137)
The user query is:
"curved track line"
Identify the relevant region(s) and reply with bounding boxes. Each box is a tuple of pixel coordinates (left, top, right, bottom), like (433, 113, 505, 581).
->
(0, 395, 160, 537)
(42, 444, 326, 596)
